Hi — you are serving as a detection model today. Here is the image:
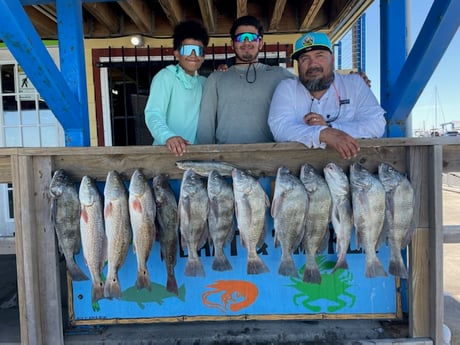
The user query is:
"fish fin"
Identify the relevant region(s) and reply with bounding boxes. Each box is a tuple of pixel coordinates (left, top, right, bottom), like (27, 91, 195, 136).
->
(317, 227, 330, 254)
(91, 280, 105, 303)
(303, 257, 322, 284)
(365, 257, 388, 278)
(332, 254, 348, 273)
(66, 259, 89, 281)
(80, 208, 89, 224)
(212, 254, 233, 271)
(131, 198, 143, 213)
(278, 256, 298, 277)
(185, 258, 205, 277)
(104, 275, 122, 299)
(104, 201, 113, 219)
(136, 268, 151, 291)
(166, 273, 179, 295)
(270, 193, 283, 218)
(388, 250, 408, 279)
(247, 255, 269, 274)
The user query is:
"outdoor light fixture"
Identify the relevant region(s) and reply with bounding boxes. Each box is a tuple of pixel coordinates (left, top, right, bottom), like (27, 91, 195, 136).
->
(130, 35, 144, 47)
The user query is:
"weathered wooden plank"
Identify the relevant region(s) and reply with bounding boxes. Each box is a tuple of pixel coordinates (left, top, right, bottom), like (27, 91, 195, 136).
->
(12, 154, 43, 344)
(33, 156, 63, 345)
(407, 145, 444, 343)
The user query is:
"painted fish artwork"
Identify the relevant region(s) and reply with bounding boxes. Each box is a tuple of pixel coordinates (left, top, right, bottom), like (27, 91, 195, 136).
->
(49, 169, 89, 281)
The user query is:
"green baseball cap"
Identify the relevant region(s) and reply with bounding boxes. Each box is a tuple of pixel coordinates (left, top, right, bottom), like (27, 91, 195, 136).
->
(291, 32, 333, 60)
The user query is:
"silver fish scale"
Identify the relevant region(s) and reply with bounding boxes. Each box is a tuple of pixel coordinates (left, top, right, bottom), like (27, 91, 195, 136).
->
(232, 168, 270, 274)
(271, 166, 308, 278)
(179, 169, 209, 277)
(79, 175, 107, 303)
(350, 163, 387, 278)
(104, 170, 132, 298)
(300, 163, 332, 284)
(378, 163, 415, 278)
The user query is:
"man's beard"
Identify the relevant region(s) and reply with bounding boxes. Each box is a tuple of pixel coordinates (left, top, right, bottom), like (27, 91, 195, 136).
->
(236, 50, 258, 63)
(300, 67, 334, 92)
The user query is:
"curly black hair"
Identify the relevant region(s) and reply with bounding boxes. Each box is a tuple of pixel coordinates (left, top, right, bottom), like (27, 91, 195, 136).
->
(230, 15, 264, 39)
(173, 20, 209, 50)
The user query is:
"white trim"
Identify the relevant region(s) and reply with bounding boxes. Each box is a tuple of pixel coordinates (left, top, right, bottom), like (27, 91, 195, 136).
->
(100, 67, 113, 146)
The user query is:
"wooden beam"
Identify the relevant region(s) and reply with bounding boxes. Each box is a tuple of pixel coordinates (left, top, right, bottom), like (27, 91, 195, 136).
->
(299, 0, 325, 31)
(24, 5, 57, 38)
(158, 0, 182, 28)
(118, 0, 152, 33)
(236, 0, 247, 19)
(83, 2, 120, 34)
(198, 0, 216, 33)
(268, 0, 287, 32)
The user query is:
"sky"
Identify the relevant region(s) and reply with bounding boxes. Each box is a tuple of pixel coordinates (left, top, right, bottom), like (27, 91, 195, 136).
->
(363, 0, 459, 134)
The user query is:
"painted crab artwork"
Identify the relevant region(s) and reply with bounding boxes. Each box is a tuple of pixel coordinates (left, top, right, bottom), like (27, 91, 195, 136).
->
(287, 256, 356, 312)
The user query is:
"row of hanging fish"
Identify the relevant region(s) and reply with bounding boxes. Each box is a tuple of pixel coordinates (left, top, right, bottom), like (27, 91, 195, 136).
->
(49, 169, 179, 304)
(49, 159, 415, 298)
(178, 160, 416, 283)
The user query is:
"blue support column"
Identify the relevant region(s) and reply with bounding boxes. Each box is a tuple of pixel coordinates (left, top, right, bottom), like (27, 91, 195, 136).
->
(0, 0, 89, 146)
(56, 0, 90, 147)
(380, 0, 408, 137)
(386, 0, 459, 129)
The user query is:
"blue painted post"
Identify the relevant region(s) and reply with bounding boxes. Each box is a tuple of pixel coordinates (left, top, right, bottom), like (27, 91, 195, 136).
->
(0, 0, 89, 146)
(56, 0, 90, 147)
(380, 0, 408, 137)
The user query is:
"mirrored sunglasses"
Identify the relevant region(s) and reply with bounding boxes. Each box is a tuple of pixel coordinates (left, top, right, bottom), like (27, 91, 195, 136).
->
(179, 44, 204, 57)
(234, 32, 261, 43)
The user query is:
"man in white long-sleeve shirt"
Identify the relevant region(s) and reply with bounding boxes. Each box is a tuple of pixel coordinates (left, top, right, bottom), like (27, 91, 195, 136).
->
(268, 32, 386, 160)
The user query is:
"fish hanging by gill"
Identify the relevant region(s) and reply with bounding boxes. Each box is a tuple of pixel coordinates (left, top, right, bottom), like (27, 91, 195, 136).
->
(128, 169, 156, 291)
(49, 169, 89, 281)
(178, 169, 209, 277)
(104, 170, 132, 299)
(232, 168, 270, 275)
(323, 162, 354, 273)
(207, 170, 235, 271)
(79, 175, 107, 303)
(300, 163, 332, 284)
(271, 166, 308, 278)
(378, 163, 415, 279)
(175, 160, 261, 177)
(349, 163, 387, 278)
(152, 174, 179, 294)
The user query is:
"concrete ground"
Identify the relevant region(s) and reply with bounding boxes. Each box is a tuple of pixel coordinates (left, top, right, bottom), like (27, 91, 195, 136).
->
(0, 188, 459, 344)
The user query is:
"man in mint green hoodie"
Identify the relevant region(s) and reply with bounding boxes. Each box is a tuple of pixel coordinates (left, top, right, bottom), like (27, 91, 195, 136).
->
(144, 20, 209, 156)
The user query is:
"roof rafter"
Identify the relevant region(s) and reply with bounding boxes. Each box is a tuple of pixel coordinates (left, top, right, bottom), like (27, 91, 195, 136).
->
(299, 0, 325, 31)
(158, 0, 182, 28)
(118, 0, 152, 33)
(198, 0, 216, 33)
(83, 2, 120, 34)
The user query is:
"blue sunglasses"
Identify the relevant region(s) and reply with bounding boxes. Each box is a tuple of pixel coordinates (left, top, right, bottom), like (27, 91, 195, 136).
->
(179, 44, 204, 57)
(234, 32, 261, 43)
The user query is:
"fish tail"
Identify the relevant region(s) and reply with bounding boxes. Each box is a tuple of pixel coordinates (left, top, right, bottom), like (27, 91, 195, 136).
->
(135, 268, 152, 291)
(104, 274, 122, 299)
(302, 262, 322, 284)
(91, 280, 105, 303)
(66, 260, 89, 281)
(185, 258, 205, 277)
(166, 273, 179, 295)
(365, 256, 388, 278)
(332, 253, 349, 273)
(278, 256, 299, 277)
(388, 251, 408, 279)
(247, 255, 269, 275)
(212, 254, 233, 272)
